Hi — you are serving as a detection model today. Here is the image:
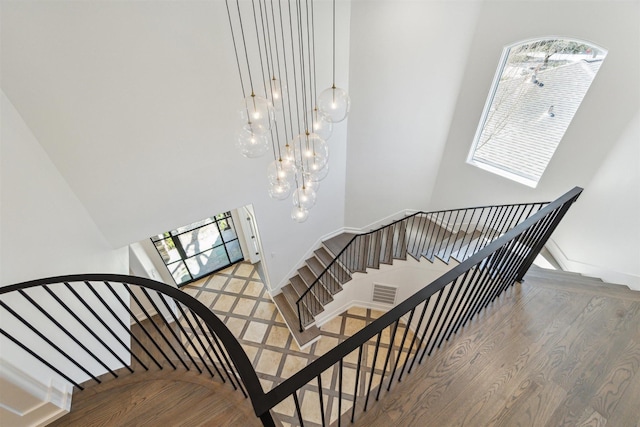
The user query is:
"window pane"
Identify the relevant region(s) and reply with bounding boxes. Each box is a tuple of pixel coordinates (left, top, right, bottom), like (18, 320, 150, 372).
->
(468, 38, 607, 186)
(177, 223, 223, 257)
(185, 246, 230, 278)
(219, 217, 238, 242)
(226, 239, 243, 263)
(154, 239, 181, 264)
(168, 261, 192, 285)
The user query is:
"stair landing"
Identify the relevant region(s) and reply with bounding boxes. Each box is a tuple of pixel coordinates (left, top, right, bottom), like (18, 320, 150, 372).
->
(324, 233, 356, 257)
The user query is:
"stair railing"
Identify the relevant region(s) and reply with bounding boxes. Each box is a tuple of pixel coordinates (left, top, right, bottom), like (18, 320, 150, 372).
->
(295, 199, 551, 331)
(0, 187, 582, 427)
(0, 274, 266, 417)
(258, 186, 583, 426)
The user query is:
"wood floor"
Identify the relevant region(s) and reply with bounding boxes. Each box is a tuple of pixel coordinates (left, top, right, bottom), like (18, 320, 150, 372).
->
(353, 270, 640, 427)
(49, 267, 640, 426)
(48, 369, 261, 426)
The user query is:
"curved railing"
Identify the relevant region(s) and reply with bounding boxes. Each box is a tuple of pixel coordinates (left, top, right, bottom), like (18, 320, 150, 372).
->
(295, 199, 551, 331)
(0, 274, 267, 420)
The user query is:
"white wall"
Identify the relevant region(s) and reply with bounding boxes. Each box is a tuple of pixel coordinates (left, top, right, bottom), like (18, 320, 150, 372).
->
(550, 112, 640, 289)
(0, 92, 128, 284)
(0, 1, 350, 291)
(1, 92, 131, 423)
(344, 1, 482, 227)
(428, 1, 639, 286)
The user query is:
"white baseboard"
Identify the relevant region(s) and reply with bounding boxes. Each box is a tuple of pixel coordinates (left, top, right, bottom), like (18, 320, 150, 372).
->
(546, 239, 640, 291)
(0, 359, 72, 427)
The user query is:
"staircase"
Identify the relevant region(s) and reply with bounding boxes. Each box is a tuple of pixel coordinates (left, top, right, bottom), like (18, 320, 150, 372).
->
(272, 203, 535, 345)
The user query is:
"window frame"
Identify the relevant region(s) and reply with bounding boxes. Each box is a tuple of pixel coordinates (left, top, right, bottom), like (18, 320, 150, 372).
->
(151, 211, 244, 286)
(467, 36, 607, 188)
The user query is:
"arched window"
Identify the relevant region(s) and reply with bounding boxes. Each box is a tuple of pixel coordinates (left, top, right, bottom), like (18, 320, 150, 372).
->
(467, 38, 607, 187)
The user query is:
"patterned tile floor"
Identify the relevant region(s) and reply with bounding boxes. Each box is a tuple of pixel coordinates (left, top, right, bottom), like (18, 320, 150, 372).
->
(182, 261, 415, 426)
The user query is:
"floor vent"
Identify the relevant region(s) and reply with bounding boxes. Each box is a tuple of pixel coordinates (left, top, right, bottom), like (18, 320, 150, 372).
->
(372, 283, 398, 305)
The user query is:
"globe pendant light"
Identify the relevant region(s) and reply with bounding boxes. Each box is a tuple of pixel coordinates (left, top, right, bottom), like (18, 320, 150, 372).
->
(293, 186, 317, 210)
(238, 93, 275, 134)
(226, 0, 348, 222)
(318, 86, 350, 123)
(268, 178, 292, 200)
(267, 159, 295, 184)
(291, 205, 309, 223)
(236, 128, 270, 158)
(310, 107, 332, 140)
(292, 132, 329, 172)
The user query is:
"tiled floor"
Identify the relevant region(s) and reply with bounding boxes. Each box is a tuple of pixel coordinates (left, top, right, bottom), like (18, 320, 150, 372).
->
(182, 261, 415, 426)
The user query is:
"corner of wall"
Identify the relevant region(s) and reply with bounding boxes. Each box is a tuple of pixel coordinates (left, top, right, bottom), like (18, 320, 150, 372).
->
(546, 238, 640, 291)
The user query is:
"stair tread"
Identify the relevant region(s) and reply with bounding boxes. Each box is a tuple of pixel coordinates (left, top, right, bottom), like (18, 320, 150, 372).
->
(289, 275, 324, 316)
(299, 265, 333, 305)
(314, 248, 352, 286)
(307, 256, 343, 295)
(324, 233, 357, 257)
(273, 293, 321, 345)
(314, 247, 334, 265)
(526, 267, 621, 289)
(280, 285, 316, 328)
(523, 273, 640, 301)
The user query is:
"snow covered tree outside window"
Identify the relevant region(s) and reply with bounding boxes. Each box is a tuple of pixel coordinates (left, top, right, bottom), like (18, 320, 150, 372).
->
(468, 38, 607, 187)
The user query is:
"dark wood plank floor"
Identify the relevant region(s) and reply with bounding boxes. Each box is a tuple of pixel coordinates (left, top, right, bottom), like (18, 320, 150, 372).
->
(354, 273, 640, 427)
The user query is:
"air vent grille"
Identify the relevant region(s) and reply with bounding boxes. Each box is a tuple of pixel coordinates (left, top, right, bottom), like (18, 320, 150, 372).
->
(372, 283, 397, 305)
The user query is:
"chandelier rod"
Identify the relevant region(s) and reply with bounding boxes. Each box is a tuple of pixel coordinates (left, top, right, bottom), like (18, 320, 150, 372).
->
(225, 0, 247, 98)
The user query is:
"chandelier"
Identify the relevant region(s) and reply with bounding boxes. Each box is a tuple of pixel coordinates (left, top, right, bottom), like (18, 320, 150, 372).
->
(226, 0, 350, 223)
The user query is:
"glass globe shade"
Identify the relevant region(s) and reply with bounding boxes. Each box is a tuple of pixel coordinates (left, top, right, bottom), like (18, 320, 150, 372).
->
(310, 107, 333, 140)
(291, 205, 309, 223)
(318, 86, 350, 123)
(235, 128, 270, 158)
(291, 133, 329, 172)
(293, 186, 317, 210)
(267, 159, 294, 184)
(308, 163, 329, 182)
(238, 94, 275, 134)
(268, 179, 292, 200)
(270, 78, 287, 111)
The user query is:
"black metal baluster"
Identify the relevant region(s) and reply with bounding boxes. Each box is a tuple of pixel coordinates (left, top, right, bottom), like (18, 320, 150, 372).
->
(131, 287, 188, 369)
(127, 287, 180, 369)
(85, 282, 149, 370)
(293, 391, 305, 427)
(338, 358, 343, 427)
(363, 332, 382, 411)
(65, 283, 147, 370)
(388, 308, 414, 389)
(0, 329, 83, 390)
(399, 299, 430, 381)
(103, 283, 165, 370)
(17, 290, 118, 378)
(424, 280, 457, 358)
(190, 314, 228, 383)
(317, 375, 326, 427)
(0, 301, 100, 383)
(206, 325, 245, 395)
(174, 303, 215, 377)
(376, 320, 399, 400)
(43, 284, 140, 372)
(351, 345, 363, 423)
(408, 291, 442, 374)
